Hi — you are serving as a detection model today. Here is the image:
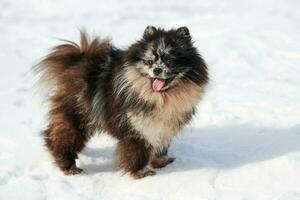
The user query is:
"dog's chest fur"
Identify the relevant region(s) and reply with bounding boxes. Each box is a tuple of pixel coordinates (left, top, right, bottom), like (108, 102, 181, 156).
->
(128, 106, 185, 153)
(123, 69, 203, 153)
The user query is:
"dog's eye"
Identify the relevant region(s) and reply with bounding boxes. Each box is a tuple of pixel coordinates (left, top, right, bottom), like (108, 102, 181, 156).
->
(162, 54, 175, 68)
(143, 60, 153, 65)
(165, 59, 174, 68)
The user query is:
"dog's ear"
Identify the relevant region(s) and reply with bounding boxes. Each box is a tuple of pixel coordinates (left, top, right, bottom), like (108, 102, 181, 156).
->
(176, 26, 190, 39)
(144, 26, 157, 37)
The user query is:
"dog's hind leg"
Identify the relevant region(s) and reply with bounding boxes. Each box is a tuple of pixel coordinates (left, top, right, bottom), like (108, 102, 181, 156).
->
(44, 109, 92, 175)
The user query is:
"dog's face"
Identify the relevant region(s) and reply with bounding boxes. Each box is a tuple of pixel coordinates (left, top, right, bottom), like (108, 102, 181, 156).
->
(125, 26, 207, 92)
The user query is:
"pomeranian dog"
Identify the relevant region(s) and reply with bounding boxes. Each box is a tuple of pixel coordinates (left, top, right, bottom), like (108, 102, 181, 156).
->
(36, 26, 208, 179)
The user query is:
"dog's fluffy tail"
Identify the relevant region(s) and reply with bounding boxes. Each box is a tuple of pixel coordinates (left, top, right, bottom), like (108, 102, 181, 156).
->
(34, 31, 111, 89)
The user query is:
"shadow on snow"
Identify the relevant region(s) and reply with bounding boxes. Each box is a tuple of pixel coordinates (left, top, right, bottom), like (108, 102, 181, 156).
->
(80, 124, 300, 175)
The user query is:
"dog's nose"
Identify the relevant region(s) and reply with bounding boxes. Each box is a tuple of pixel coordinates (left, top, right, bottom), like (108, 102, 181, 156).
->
(153, 68, 163, 76)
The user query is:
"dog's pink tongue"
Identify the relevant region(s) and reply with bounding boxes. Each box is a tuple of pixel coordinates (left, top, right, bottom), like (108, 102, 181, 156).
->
(152, 79, 165, 92)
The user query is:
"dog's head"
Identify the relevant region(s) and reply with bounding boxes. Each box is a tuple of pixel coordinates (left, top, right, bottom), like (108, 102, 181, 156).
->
(124, 26, 208, 92)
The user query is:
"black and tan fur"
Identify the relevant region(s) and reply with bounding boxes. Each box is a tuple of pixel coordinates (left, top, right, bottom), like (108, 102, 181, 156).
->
(36, 26, 208, 178)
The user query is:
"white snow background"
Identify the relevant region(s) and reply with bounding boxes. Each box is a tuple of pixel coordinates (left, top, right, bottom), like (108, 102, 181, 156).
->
(0, 0, 300, 199)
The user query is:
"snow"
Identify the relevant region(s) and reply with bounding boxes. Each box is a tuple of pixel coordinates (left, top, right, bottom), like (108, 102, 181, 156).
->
(0, 0, 300, 199)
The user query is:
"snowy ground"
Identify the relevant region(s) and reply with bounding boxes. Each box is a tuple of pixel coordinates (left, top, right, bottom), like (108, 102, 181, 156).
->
(0, 0, 300, 199)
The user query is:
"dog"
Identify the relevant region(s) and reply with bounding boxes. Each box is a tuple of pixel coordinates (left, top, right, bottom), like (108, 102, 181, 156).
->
(36, 26, 208, 179)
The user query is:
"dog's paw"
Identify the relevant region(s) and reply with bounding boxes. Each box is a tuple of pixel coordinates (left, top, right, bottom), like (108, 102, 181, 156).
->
(130, 169, 156, 179)
(63, 165, 83, 175)
(166, 157, 175, 163)
(150, 156, 175, 169)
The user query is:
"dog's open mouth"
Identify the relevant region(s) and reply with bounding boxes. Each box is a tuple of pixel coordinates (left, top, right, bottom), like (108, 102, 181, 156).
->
(151, 77, 174, 92)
